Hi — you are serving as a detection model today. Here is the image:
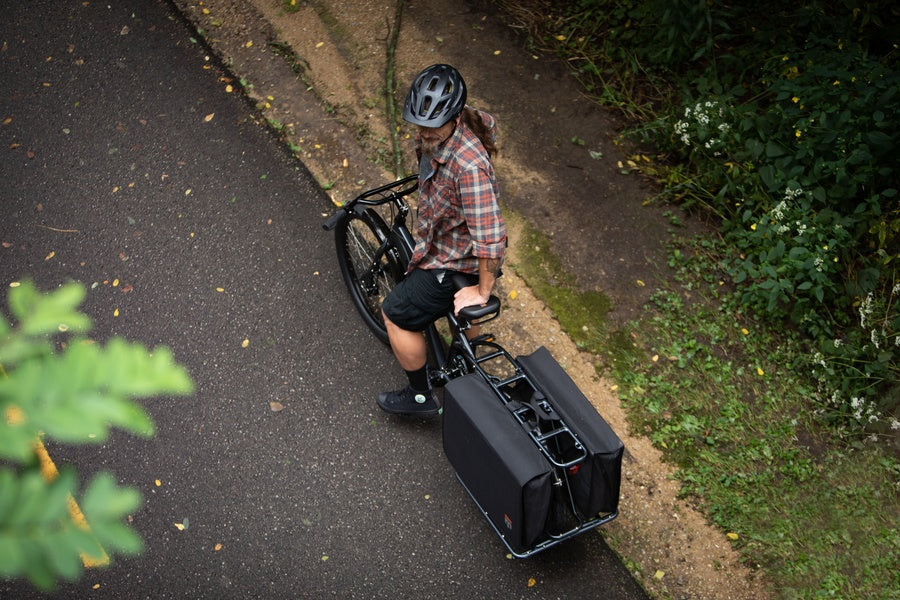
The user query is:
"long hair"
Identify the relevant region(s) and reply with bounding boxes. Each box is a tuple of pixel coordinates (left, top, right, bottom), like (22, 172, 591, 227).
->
(460, 107, 497, 158)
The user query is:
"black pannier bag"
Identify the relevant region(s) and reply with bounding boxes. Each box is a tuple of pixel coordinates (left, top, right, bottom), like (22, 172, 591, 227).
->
(443, 373, 553, 554)
(517, 346, 624, 517)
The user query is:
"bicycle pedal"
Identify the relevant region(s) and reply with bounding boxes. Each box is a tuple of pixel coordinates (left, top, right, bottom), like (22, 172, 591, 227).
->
(469, 333, 494, 344)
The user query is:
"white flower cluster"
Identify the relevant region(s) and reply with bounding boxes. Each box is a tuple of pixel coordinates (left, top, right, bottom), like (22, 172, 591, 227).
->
(673, 100, 731, 155)
(769, 187, 814, 238)
(849, 396, 880, 424)
(859, 292, 874, 330)
(814, 279, 899, 431)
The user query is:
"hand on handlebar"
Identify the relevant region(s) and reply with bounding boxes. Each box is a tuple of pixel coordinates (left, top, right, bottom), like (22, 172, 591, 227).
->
(453, 285, 490, 316)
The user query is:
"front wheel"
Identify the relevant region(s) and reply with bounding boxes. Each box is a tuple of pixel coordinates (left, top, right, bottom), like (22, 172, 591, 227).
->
(334, 208, 408, 345)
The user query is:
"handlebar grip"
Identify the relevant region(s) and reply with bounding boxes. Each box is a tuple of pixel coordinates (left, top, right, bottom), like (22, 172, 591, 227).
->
(322, 210, 345, 231)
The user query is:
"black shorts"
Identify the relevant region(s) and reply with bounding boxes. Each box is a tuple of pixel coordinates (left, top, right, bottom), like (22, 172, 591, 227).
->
(382, 268, 476, 331)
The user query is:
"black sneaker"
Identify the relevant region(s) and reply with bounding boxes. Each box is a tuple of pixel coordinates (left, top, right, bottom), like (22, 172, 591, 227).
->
(377, 385, 441, 417)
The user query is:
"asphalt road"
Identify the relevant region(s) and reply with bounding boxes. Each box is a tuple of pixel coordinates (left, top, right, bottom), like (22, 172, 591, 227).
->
(0, 1, 648, 598)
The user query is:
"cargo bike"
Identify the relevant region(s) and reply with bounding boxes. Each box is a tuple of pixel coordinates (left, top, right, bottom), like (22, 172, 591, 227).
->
(323, 176, 624, 557)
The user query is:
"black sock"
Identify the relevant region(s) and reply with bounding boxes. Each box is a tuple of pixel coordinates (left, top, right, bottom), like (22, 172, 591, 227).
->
(405, 365, 430, 392)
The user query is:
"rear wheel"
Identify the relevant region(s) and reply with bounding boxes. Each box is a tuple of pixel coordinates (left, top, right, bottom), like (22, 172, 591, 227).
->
(334, 208, 407, 345)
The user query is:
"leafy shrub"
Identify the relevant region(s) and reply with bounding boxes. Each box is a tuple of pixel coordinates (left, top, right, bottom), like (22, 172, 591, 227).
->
(0, 281, 193, 591)
(659, 36, 899, 426)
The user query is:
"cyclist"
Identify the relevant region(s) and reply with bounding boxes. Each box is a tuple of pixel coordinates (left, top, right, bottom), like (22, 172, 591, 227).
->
(377, 63, 507, 417)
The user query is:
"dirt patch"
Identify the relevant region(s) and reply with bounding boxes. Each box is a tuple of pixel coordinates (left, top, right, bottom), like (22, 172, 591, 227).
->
(174, 0, 770, 597)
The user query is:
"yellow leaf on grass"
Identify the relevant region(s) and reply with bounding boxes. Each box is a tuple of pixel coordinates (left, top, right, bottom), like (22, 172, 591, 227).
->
(651, 355, 659, 362)
(727, 532, 739, 540)
(741, 327, 749, 335)
(757, 367, 765, 376)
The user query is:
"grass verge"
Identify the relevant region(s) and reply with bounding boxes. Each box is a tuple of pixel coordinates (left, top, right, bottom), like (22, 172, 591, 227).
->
(510, 217, 899, 598)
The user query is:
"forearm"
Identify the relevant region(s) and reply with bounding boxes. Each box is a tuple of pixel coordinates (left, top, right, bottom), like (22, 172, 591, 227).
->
(477, 257, 501, 298)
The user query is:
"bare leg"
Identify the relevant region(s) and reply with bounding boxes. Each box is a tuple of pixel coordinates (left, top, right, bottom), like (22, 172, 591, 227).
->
(383, 310, 427, 371)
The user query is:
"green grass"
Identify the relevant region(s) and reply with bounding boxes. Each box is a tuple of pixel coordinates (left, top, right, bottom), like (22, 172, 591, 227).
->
(510, 219, 899, 598)
(610, 238, 899, 598)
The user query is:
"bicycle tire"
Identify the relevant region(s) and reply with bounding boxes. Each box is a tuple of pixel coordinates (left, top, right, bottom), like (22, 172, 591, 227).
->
(334, 207, 408, 345)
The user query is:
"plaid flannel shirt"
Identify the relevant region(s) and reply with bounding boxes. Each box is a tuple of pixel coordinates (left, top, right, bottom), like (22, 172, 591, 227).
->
(408, 109, 506, 275)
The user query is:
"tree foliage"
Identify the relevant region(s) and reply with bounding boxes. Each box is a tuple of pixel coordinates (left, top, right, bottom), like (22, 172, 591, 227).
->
(0, 280, 193, 591)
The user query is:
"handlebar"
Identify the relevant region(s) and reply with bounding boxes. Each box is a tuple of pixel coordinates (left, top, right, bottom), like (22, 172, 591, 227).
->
(322, 175, 418, 231)
(355, 174, 418, 203)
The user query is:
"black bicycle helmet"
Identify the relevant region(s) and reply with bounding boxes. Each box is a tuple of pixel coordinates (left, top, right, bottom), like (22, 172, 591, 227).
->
(402, 64, 467, 128)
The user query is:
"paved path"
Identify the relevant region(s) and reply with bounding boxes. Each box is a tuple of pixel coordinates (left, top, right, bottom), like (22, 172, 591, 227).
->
(0, 0, 647, 597)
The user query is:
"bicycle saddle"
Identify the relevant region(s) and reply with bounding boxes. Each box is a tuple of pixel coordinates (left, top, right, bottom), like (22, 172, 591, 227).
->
(452, 274, 501, 322)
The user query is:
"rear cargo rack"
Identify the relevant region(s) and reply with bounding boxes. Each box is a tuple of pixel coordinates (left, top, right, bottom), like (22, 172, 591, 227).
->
(450, 336, 620, 558)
